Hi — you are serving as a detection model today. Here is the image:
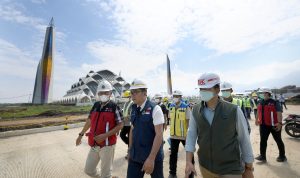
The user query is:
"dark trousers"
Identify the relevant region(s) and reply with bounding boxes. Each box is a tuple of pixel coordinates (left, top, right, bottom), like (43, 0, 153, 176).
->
(253, 109, 257, 119)
(245, 107, 251, 119)
(127, 160, 164, 178)
(169, 138, 194, 177)
(259, 124, 285, 157)
(120, 126, 131, 146)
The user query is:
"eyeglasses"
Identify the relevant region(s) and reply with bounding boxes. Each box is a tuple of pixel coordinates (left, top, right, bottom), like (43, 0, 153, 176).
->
(130, 90, 142, 95)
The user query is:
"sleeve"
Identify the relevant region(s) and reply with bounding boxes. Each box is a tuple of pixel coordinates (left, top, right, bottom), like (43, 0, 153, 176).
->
(185, 113, 198, 152)
(152, 105, 165, 125)
(185, 107, 192, 120)
(236, 107, 254, 163)
(114, 105, 124, 124)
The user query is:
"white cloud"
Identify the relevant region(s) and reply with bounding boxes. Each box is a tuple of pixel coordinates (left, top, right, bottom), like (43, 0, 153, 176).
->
(222, 59, 300, 89)
(31, 0, 46, 4)
(92, 0, 300, 54)
(0, 38, 84, 103)
(83, 0, 300, 96)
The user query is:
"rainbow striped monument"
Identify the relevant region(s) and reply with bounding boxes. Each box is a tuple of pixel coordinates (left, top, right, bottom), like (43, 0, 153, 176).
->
(32, 18, 55, 104)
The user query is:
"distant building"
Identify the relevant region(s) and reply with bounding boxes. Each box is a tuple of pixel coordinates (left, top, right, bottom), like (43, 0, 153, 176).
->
(59, 70, 130, 104)
(32, 18, 55, 104)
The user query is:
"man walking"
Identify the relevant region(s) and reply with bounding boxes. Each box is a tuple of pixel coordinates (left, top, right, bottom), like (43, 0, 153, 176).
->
(127, 79, 164, 178)
(185, 73, 254, 178)
(76, 80, 123, 178)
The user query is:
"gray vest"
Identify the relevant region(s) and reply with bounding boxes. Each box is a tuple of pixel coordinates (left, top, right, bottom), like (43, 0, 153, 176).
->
(192, 100, 243, 175)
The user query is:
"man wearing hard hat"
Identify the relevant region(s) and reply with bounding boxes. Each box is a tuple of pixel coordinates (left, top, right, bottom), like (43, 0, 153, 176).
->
(221, 81, 251, 134)
(168, 90, 194, 178)
(76, 80, 124, 178)
(154, 93, 168, 131)
(185, 73, 254, 178)
(127, 79, 164, 178)
(120, 90, 133, 159)
(250, 93, 259, 119)
(255, 88, 287, 162)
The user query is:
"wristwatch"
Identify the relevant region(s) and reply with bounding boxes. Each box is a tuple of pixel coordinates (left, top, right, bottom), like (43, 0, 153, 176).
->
(79, 133, 84, 136)
(245, 165, 254, 172)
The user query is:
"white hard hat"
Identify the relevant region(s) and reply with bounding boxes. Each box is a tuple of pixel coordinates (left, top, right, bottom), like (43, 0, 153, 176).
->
(259, 87, 272, 94)
(154, 93, 163, 98)
(198, 73, 220, 89)
(173, 90, 183, 96)
(97, 80, 113, 92)
(130, 79, 148, 90)
(221, 81, 233, 91)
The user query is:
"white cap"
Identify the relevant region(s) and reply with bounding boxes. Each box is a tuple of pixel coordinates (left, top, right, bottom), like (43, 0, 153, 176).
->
(154, 93, 163, 98)
(259, 87, 272, 94)
(97, 80, 113, 92)
(173, 90, 183, 96)
(198, 73, 220, 89)
(221, 81, 233, 91)
(130, 79, 148, 90)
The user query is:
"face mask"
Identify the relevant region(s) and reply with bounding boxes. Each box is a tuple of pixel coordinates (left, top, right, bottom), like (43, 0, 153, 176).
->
(173, 98, 180, 103)
(221, 91, 231, 98)
(99, 95, 110, 102)
(200, 91, 215, 102)
(155, 99, 160, 103)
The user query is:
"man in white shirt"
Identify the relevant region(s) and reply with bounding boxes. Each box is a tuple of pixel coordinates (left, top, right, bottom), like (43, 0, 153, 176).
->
(127, 79, 165, 178)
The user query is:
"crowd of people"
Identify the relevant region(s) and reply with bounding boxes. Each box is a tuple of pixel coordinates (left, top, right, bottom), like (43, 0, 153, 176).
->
(75, 72, 288, 178)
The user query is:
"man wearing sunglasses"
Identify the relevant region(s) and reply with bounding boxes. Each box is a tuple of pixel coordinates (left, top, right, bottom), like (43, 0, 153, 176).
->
(127, 79, 164, 178)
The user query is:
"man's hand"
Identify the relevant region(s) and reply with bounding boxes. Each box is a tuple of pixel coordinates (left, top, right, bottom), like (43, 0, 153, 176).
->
(255, 119, 259, 126)
(94, 133, 107, 144)
(185, 161, 197, 178)
(142, 157, 155, 175)
(242, 169, 254, 178)
(76, 136, 82, 146)
(274, 123, 282, 132)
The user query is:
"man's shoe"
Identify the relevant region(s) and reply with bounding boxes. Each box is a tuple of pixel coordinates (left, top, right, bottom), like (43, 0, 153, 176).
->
(168, 174, 177, 178)
(255, 155, 266, 162)
(276, 156, 287, 162)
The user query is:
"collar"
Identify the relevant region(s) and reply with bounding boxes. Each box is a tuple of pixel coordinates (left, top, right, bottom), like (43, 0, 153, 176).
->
(138, 99, 147, 110)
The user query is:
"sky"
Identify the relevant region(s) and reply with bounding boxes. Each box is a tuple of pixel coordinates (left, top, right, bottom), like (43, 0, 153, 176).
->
(0, 0, 300, 103)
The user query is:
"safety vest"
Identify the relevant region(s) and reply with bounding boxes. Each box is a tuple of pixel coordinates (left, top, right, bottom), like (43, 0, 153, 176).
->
(257, 99, 278, 126)
(245, 98, 251, 108)
(169, 102, 188, 137)
(130, 100, 164, 163)
(232, 98, 242, 107)
(86, 101, 117, 147)
(123, 100, 133, 117)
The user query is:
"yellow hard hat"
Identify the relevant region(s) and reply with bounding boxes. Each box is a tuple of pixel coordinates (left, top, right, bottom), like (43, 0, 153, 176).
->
(123, 90, 131, 98)
(252, 93, 257, 97)
(163, 97, 168, 102)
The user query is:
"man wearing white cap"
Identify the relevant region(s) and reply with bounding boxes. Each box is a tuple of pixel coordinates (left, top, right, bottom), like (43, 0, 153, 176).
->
(76, 80, 123, 178)
(127, 79, 165, 178)
(255, 88, 286, 162)
(185, 73, 254, 178)
(221, 81, 251, 134)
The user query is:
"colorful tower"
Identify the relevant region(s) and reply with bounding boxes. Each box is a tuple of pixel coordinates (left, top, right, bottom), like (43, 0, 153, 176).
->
(32, 18, 55, 104)
(167, 54, 173, 95)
